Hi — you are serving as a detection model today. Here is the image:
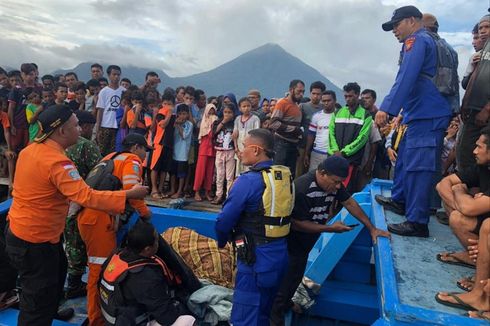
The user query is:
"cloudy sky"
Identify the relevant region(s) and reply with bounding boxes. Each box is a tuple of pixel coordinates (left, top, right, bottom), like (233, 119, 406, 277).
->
(0, 0, 487, 98)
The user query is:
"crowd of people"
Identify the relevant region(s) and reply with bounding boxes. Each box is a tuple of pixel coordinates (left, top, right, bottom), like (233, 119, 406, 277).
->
(0, 4, 488, 326)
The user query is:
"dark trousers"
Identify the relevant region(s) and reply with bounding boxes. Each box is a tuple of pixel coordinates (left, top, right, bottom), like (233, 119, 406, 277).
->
(5, 229, 67, 326)
(273, 136, 298, 179)
(0, 216, 17, 292)
(270, 233, 319, 326)
(391, 117, 449, 224)
(457, 111, 488, 171)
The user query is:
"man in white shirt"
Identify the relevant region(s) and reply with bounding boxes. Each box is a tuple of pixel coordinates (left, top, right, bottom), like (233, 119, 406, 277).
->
(304, 90, 336, 171)
(95, 65, 124, 156)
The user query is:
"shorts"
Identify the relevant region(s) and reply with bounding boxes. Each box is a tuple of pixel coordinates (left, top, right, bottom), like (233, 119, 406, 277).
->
(150, 148, 173, 173)
(472, 214, 489, 235)
(171, 160, 188, 178)
(10, 128, 28, 153)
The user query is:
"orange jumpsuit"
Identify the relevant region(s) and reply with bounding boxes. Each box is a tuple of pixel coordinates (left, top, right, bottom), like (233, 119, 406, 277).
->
(78, 152, 151, 326)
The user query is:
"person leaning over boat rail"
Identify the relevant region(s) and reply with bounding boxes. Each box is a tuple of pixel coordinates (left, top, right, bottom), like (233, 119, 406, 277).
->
(215, 128, 292, 326)
(4, 105, 148, 326)
(270, 156, 390, 326)
(374, 5, 451, 237)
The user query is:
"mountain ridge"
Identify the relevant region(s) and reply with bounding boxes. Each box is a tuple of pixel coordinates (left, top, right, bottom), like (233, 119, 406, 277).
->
(53, 43, 342, 100)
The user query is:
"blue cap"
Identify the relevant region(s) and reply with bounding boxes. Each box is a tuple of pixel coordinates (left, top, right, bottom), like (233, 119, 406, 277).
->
(318, 156, 349, 178)
(382, 5, 423, 31)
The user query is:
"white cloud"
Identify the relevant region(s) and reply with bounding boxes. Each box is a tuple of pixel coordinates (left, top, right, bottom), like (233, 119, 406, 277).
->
(0, 0, 484, 99)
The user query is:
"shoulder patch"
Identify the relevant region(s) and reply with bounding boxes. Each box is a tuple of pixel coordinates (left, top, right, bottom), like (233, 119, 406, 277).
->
(132, 164, 140, 174)
(68, 169, 81, 180)
(404, 36, 415, 52)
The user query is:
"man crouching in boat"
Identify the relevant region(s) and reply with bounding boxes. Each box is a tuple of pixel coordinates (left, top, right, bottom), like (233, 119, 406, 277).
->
(99, 221, 196, 326)
(270, 156, 390, 325)
(215, 128, 293, 326)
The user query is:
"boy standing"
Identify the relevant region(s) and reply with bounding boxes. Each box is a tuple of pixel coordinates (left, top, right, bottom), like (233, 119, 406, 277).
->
(170, 105, 193, 198)
(95, 65, 124, 156)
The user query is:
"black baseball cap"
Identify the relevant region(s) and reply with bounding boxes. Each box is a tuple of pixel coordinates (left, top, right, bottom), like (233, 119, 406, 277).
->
(75, 110, 96, 125)
(318, 156, 349, 178)
(34, 104, 74, 143)
(122, 133, 153, 151)
(382, 5, 423, 31)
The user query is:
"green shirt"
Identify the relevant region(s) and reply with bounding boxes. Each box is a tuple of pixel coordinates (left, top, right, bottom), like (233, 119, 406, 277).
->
(66, 136, 102, 179)
(26, 104, 41, 142)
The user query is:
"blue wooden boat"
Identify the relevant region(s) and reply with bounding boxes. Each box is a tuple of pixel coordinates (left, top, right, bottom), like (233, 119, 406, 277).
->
(0, 180, 486, 325)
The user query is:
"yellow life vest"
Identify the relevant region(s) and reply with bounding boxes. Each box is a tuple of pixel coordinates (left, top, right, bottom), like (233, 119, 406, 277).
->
(239, 165, 295, 240)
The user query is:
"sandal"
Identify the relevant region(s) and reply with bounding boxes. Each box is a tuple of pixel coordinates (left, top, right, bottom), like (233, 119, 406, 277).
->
(436, 252, 476, 269)
(150, 192, 163, 200)
(456, 275, 475, 292)
(211, 197, 223, 205)
(466, 310, 490, 321)
(435, 292, 478, 311)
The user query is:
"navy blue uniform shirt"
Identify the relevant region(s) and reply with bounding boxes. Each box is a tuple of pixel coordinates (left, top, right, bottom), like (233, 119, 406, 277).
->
(215, 160, 273, 247)
(380, 28, 451, 123)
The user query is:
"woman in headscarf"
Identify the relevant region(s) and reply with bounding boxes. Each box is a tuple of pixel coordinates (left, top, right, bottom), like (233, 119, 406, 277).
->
(193, 104, 218, 201)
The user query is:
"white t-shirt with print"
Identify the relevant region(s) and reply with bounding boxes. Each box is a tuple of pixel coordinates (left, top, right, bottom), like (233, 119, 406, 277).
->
(309, 111, 333, 154)
(97, 86, 125, 129)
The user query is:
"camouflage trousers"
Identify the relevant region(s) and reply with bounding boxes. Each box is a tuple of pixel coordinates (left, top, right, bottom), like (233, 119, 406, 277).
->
(64, 214, 87, 276)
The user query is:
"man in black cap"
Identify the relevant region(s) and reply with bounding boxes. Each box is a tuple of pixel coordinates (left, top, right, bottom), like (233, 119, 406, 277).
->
(375, 5, 451, 237)
(4, 105, 148, 325)
(270, 156, 390, 325)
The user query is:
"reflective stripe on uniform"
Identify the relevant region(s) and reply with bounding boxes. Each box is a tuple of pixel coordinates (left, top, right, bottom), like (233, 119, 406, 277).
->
(101, 306, 148, 325)
(114, 154, 127, 161)
(101, 306, 116, 324)
(88, 256, 107, 265)
(100, 278, 114, 291)
(122, 179, 139, 185)
(265, 171, 276, 217)
(122, 174, 139, 180)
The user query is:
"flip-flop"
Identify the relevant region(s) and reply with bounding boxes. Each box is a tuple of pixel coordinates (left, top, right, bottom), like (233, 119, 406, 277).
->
(436, 252, 476, 269)
(435, 292, 478, 311)
(150, 192, 163, 199)
(466, 310, 490, 321)
(456, 276, 475, 292)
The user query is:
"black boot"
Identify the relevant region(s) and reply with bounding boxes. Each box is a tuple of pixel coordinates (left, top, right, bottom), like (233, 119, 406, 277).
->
(65, 274, 87, 299)
(55, 307, 75, 321)
(387, 221, 429, 238)
(374, 195, 406, 215)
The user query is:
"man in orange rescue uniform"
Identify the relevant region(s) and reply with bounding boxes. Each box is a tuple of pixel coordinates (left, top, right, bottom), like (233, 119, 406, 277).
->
(78, 132, 152, 326)
(4, 104, 149, 326)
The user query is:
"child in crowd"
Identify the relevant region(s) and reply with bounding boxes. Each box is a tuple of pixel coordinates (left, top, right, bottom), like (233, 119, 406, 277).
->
(53, 82, 68, 105)
(25, 92, 43, 142)
(115, 89, 133, 152)
(385, 117, 407, 179)
(0, 95, 14, 186)
(441, 117, 459, 175)
(170, 104, 193, 199)
(211, 104, 236, 204)
(193, 104, 217, 201)
(150, 93, 174, 198)
(233, 97, 260, 176)
(67, 82, 86, 111)
(126, 90, 152, 136)
(41, 87, 54, 109)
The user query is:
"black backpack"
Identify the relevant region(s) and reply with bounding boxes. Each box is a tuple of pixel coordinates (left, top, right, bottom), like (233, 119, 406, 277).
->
(423, 31, 459, 97)
(85, 153, 122, 191)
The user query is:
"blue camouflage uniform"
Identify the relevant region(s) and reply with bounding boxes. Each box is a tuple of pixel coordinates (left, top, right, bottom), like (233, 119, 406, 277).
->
(215, 159, 288, 326)
(380, 28, 451, 225)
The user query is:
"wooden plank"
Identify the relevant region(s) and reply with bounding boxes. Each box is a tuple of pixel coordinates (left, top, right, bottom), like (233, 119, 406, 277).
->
(144, 196, 221, 213)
